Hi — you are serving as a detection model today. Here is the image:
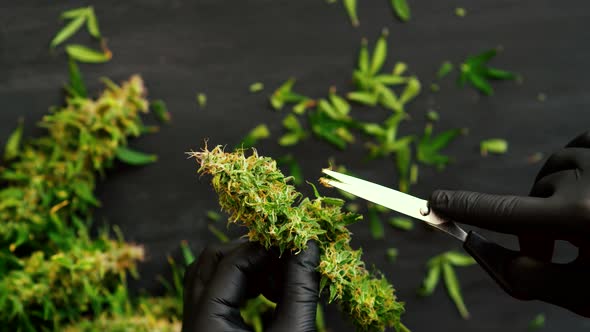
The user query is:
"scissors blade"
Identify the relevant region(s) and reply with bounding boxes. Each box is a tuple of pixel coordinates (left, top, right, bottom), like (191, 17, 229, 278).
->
(322, 169, 467, 241)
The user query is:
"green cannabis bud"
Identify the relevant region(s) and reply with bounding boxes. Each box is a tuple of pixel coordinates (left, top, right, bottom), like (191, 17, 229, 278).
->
(191, 146, 405, 332)
(0, 76, 167, 330)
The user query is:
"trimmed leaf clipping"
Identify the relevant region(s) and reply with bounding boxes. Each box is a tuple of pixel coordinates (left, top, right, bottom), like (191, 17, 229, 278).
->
(343, 0, 359, 27)
(391, 0, 411, 22)
(480, 138, 508, 156)
(239, 124, 271, 149)
(66, 44, 111, 63)
(4, 119, 24, 161)
(66, 58, 87, 98)
(115, 146, 158, 165)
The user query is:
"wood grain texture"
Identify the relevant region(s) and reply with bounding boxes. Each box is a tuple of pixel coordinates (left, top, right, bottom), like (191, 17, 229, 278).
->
(1, 1, 589, 331)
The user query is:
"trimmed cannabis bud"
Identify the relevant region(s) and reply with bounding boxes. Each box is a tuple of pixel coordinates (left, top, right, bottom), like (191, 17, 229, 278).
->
(190, 146, 405, 331)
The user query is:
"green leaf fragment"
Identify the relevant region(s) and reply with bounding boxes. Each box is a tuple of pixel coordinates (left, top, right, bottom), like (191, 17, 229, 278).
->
(86, 7, 101, 38)
(442, 262, 470, 319)
(388, 217, 414, 231)
(410, 163, 418, 184)
(66, 58, 87, 98)
(180, 240, 196, 265)
(249, 82, 264, 93)
(50, 15, 87, 48)
(66, 44, 111, 63)
(347, 91, 378, 106)
(60, 7, 90, 19)
(151, 99, 170, 123)
(396, 144, 411, 192)
(329, 90, 351, 116)
(426, 111, 439, 122)
(370, 29, 389, 75)
(277, 155, 304, 186)
(358, 39, 370, 74)
(459, 49, 516, 95)
(529, 313, 545, 331)
(417, 124, 464, 169)
(197, 93, 207, 108)
(399, 76, 421, 105)
(418, 262, 441, 296)
(207, 210, 222, 222)
(480, 138, 508, 156)
(443, 251, 476, 266)
(208, 224, 229, 243)
(115, 146, 157, 165)
(239, 124, 270, 149)
(391, 0, 411, 22)
(316, 303, 327, 332)
(437, 61, 453, 79)
(343, 0, 359, 27)
(386, 248, 399, 262)
(455, 7, 467, 17)
(4, 119, 24, 161)
(393, 62, 407, 76)
(368, 206, 385, 239)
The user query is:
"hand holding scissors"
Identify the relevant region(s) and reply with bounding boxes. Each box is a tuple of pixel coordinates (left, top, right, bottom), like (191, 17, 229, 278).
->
(323, 131, 590, 317)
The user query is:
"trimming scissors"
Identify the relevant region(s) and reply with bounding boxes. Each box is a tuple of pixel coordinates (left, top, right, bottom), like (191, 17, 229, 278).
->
(322, 169, 527, 298)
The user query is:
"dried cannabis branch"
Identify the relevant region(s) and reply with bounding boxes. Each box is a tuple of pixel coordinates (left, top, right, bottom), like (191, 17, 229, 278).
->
(190, 146, 405, 332)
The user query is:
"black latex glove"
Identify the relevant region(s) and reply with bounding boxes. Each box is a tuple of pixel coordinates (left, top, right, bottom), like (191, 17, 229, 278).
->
(181, 240, 320, 332)
(429, 131, 590, 316)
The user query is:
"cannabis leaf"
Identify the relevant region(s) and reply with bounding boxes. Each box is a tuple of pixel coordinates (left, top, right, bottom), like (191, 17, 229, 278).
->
(417, 123, 464, 169)
(50, 6, 101, 48)
(458, 49, 517, 95)
(419, 251, 476, 319)
(279, 114, 307, 146)
(270, 78, 309, 111)
(350, 31, 420, 113)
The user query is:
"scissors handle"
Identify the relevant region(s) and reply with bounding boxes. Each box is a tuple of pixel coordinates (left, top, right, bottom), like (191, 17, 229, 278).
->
(463, 231, 531, 300)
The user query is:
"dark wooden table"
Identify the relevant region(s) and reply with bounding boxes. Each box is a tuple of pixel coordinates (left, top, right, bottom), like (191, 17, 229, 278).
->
(2, 1, 590, 331)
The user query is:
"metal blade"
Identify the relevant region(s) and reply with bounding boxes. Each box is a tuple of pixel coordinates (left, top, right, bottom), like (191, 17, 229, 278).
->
(322, 169, 467, 241)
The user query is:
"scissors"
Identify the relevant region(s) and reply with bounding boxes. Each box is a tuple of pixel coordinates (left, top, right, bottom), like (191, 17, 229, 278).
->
(322, 169, 528, 299)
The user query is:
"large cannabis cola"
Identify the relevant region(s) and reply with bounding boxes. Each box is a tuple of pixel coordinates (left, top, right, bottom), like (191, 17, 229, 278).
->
(0, 76, 180, 330)
(192, 146, 405, 332)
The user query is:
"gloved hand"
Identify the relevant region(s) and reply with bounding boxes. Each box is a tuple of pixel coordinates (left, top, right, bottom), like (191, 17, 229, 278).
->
(429, 131, 590, 317)
(181, 239, 320, 332)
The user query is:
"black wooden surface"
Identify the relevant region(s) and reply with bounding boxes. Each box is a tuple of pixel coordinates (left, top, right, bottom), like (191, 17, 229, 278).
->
(2, 1, 590, 331)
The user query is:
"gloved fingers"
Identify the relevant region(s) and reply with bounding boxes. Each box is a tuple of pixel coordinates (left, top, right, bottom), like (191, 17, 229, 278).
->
(565, 131, 590, 148)
(183, 240, 246, 308)
(529, 170, 574, 198)
(535, 148, 586, 182)
(269, 241, 320, 332)
(203, 242, 273, 309)
(518, 234, 554, 261)
(429, 190, 559, 234)
(505, 255, 590, 317)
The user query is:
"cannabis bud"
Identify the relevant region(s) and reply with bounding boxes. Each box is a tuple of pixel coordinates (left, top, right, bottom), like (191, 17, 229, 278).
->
(190, 146, 405, 332)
